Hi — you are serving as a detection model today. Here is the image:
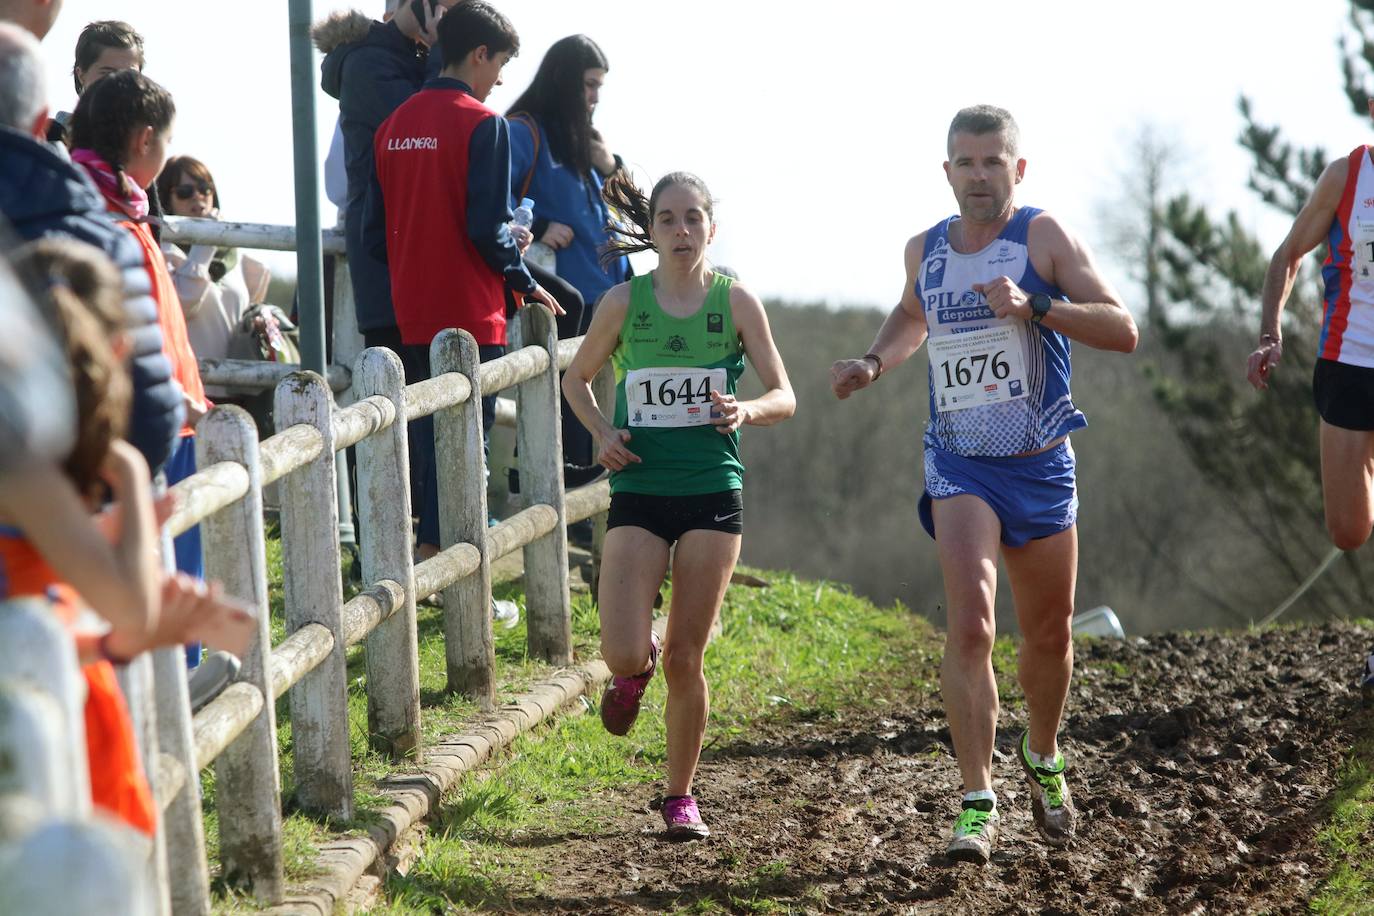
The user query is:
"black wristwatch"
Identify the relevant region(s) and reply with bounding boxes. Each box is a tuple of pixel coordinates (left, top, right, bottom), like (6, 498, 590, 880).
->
(1029, 293, 1053, 323)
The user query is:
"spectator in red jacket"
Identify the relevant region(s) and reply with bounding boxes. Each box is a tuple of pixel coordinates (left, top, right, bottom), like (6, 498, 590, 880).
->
(370, 0, 559, 558)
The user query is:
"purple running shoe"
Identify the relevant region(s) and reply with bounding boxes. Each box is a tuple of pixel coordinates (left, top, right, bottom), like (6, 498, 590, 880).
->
(600, 631, 659, 736)
(661, 794, 710, 840)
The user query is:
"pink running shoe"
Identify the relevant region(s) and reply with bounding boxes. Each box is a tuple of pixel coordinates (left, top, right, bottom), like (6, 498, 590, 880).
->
(600, 631, 659, 736)
(662, 794, 710, 840)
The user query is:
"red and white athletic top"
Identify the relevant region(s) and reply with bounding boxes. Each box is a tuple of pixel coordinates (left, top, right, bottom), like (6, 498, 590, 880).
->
(1320, 145, 1374, 367)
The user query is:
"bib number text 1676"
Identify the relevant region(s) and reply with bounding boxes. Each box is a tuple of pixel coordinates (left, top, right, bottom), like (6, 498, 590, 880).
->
(939, 350, 1011, 388)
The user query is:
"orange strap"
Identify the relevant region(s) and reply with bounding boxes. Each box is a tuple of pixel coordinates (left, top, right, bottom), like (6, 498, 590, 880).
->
(509, 112, 541, 201)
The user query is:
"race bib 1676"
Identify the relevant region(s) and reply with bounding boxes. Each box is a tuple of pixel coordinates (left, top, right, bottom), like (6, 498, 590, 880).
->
(927, 324, 1029, 413)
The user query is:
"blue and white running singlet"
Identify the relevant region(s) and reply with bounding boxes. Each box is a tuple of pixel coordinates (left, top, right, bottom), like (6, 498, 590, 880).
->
(916, 207, 1085, 457)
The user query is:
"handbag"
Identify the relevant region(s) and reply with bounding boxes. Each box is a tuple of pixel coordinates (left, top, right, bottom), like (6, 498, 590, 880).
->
(227, 304, 300, 365)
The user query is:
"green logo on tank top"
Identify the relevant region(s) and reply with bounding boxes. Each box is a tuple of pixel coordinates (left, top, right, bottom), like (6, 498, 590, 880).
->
(665, 335, 689, 353)
(707, 312, 723, 333)
(633, 310, 652, 330)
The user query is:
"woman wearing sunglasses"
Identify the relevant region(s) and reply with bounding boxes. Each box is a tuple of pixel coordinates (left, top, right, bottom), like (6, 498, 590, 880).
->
(156, 156, 274, 402)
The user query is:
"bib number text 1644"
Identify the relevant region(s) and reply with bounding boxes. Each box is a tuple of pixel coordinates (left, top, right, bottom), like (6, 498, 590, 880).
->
(636, 375, 714, 407)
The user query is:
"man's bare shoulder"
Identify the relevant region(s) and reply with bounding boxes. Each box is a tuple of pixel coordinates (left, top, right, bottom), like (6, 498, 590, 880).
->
(1024, 209, 1088, 256)
(1024, 208, 1071, 237)
(1312, 155, 1352, 202)
(904, 231, 929, 265)
(1324, 154, 1353, 183)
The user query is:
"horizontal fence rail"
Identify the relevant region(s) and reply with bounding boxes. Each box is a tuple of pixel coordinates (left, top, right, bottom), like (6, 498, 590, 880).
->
(165, 216, 356, 399)
(197, 358, 351, 394)
(162, 217, 346, 255)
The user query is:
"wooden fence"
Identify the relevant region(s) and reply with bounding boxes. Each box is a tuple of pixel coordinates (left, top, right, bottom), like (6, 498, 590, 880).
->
(0, 218, 612, 913)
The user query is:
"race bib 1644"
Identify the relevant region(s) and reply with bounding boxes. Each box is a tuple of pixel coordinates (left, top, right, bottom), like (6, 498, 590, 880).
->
(626, 366, 727, 427)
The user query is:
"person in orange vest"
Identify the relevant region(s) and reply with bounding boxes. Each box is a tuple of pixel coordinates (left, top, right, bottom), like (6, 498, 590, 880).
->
(67, 69, 212, 673)
(0, 21, 183, 477)
(3, 236, 254, 834)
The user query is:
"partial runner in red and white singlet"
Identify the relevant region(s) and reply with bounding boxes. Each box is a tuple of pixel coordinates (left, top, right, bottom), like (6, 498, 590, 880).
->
(1319, 145, 1374, 367)
(1248, 115, 1374, 693)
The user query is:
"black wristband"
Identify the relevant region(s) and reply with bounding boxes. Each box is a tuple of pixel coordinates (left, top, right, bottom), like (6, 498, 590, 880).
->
(863, 353, 883, 380)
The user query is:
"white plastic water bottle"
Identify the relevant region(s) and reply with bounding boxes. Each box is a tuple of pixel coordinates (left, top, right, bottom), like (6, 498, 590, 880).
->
(511, 196, 535, 233)
(512, 196, 557, 273)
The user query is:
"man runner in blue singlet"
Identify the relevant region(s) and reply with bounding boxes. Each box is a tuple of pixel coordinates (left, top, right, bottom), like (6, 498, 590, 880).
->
(831, 105, 1137, 864)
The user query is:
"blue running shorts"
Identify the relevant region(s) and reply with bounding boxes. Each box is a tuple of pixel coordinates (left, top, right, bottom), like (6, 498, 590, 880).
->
(919, 440, 1078, 548)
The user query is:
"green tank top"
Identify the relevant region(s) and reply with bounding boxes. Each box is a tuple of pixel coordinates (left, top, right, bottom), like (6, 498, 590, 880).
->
(610, 271, 746, 495)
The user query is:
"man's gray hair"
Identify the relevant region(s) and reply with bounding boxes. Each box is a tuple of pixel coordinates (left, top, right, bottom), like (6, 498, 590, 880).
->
(0, 21, 45, 132)
(947, 104, 1019, 159)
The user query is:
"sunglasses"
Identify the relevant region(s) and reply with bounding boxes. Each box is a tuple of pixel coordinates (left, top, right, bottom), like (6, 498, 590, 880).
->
(172, 182, 213, 200)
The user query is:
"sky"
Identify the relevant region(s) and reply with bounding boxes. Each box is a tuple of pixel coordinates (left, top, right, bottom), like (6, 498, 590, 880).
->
(39, 0, 1366, 312)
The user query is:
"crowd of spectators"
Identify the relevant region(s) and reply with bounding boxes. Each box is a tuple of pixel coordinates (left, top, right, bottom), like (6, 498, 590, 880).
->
(0, 0, 630, 850)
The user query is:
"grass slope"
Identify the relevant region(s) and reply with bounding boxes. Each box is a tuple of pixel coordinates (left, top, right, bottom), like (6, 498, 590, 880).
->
(202, 538, 1373, 913)
(1312, 677, 1374, 915)
(375, 571, 934, 914)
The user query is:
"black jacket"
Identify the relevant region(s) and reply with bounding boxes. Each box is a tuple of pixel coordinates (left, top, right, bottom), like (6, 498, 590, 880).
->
(0, 126, 183, 474)
(316, 12, 427, 333)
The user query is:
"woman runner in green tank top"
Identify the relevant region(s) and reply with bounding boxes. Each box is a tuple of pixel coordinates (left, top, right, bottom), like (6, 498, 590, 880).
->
(610, 269, 745, 495)
(563, 172, 794, 840)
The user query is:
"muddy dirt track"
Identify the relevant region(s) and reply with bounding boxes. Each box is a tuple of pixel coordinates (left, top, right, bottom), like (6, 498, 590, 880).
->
(495, 622, 1373, 914)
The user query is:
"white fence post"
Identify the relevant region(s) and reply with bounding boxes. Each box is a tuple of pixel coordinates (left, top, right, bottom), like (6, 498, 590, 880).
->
(0, 816, 151, 915)
(0, 684, 70, 809)
(516, 306, 572, 664)
(0, 599, 150, 915)
(198, 406, 284, 902)
(353, 348, 422, 758)
(151, 646, 210, 915)
(115, 650, 169, 915)
(152, 474, 211, 916)
(275, 372, 354, 818)
(0, 599, 90, 814)
(331, 258, 365, 398)
(432, 329, 495, 705)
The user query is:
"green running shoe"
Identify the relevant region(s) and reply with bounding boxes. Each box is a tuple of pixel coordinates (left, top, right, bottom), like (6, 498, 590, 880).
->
(1018, 729, 1075, 846)
(946, 797, 999, 865)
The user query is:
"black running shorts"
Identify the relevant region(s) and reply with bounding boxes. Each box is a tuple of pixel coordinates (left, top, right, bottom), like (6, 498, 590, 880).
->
(606, 490, 744, 544)
(1313, 358, 1374, 430)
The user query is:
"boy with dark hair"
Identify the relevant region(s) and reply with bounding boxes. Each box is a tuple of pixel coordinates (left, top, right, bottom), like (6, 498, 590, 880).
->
(71, 20, 143, 94)
(47, 20, 145, 146)
(371, 0, 559, 561)
(435, 0, 520, 67)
